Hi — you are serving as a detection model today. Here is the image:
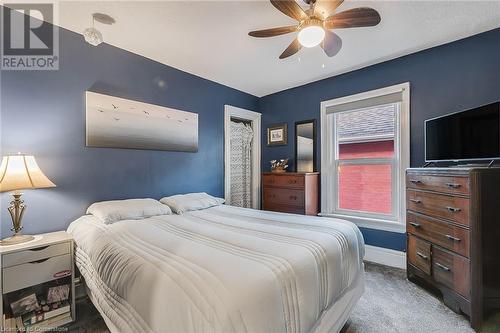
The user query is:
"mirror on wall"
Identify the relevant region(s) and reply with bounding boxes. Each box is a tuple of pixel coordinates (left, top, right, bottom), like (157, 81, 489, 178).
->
(295, 120, 316, 173)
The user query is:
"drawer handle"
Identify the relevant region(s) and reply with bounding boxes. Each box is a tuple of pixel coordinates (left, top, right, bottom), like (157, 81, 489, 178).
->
(445, 234, 461, 242)
(29, 258, 50, 264)
(29, 245, 50, 251)
(416, 251, 428, 260)
(435, 262, 451, 272)
(410, 180, 422, 184)
(409, 199, 421, 204)
(445, 183, 461, 189)
(446, 206, 461, 213)
(289, 195, 297, 200)
(288, 180, 297, 184)
(409, 222, 421, 228)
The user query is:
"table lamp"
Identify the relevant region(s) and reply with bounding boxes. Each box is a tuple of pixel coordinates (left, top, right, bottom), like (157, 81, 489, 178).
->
(0, 154, 56, 245)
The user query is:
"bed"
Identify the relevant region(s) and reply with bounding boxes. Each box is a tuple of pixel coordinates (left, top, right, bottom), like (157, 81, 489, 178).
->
(67, 204, 365, 333)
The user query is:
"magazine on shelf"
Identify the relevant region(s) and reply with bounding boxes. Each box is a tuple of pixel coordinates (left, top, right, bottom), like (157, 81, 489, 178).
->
(24, 312, 71, 331)
(9, 293, 40, 317)
(22, 301, 70, 326)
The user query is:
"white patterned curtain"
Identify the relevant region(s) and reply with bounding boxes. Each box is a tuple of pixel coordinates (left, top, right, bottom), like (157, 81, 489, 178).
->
(230, 121, 253, 208)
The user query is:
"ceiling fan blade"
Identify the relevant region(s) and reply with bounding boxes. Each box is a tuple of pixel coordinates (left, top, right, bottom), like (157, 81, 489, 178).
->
(321, 30, 342, 57)
(279, 38, 302, 59)
(313, 0, 344, 19)
(249, 26, 297, 38)
(324, 7, 381, 29)
(270, 0, 308, 22)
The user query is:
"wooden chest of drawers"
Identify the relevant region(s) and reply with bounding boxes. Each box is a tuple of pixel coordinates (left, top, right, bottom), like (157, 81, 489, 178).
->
(406, 168, 500, 330)
(262, 172, 319, 215)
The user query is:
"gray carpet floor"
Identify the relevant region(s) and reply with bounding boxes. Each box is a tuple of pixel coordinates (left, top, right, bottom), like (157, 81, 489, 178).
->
(68, 262, 500, 332)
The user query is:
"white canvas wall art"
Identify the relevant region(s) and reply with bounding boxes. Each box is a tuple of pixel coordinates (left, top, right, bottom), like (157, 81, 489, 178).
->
(86, 91, 198, 152)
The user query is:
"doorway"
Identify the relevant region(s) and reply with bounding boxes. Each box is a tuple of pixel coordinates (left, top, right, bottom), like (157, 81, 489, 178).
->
(224, 105, 261, 209)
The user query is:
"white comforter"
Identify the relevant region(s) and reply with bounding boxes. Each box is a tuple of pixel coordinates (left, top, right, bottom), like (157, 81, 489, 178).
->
(68, 205, 365, 333)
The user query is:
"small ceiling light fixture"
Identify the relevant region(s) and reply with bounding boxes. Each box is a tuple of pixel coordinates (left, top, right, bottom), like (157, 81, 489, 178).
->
(297, 19, 325, 48)
(83, 13, 115, 47)
(83, 26, 103, 47)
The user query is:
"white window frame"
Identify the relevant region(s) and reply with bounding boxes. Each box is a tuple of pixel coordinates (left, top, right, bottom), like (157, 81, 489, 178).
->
(320, 83, 410, 233)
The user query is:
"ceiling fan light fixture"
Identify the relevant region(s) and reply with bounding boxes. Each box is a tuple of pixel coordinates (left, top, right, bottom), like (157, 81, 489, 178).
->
(297, 21, 325, 48)
(249, 0, 381, 59)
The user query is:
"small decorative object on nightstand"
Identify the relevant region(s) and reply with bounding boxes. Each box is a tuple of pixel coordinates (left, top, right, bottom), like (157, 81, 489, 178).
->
(0, 154, 56, 245)
(0, 231, 75, 331)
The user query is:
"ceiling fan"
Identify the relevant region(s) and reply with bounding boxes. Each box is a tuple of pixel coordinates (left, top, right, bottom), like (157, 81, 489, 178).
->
(248, 0, 381, 59)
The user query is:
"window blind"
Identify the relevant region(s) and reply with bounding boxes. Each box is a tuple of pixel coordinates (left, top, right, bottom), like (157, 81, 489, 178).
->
(325, 91, 403, 114)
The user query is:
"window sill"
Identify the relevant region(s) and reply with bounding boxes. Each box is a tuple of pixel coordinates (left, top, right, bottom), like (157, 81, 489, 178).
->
(318, 212, 406, 233)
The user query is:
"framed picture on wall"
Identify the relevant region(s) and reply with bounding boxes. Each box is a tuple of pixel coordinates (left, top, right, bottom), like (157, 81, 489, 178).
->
(267, 123, 287, 146)
(85, 91, 198, 152)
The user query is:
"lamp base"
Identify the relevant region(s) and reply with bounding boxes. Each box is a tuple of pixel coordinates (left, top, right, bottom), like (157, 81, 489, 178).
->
(0, 234, 35, 246)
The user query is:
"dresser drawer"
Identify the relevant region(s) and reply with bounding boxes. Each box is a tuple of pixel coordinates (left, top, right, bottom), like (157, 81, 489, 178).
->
(407, 174, 469, 196)
(407, 213, 470, 257)
(263, 174, 277, 186)
(2, 242, 71, 268)
(432, 246, 470, 299)
(2, 254, 72, 293)
(263, 174, 305, 188)
(263, 188, 304, 206)
(262, 203, 305, 215)
(407, 190, 469, 226)
(274, 175, 304, 188)
(408, 235, 431, 275)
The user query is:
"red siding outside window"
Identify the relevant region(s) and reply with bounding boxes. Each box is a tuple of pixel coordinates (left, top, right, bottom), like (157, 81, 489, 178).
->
(338, 140, 394, 214)
(339, 140, 394, 159)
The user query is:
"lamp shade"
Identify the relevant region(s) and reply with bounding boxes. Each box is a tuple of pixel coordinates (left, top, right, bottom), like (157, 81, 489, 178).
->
(0, 155, 56, 193)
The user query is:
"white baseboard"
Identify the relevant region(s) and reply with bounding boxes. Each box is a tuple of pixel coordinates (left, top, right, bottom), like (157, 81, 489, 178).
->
(364, 245, 406, 269)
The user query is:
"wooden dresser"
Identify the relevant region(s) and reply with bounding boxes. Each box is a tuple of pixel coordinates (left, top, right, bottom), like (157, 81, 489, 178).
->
(262, 172, 319, 215)
(406, 167, 500, 329)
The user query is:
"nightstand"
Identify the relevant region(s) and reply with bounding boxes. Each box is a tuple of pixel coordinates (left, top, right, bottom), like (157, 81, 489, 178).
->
(0, 231, 75, 331)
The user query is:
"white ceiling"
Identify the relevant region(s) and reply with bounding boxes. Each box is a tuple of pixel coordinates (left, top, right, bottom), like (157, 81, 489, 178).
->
(56, 1, 500, 97)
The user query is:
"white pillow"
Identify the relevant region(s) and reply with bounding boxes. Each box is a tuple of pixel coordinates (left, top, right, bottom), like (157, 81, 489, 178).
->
(87, 198, 172, 224)
(160, 192, 224, 214)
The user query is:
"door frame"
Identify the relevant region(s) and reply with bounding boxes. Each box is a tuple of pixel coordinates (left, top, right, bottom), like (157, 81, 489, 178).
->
(224, 105, 261, 209)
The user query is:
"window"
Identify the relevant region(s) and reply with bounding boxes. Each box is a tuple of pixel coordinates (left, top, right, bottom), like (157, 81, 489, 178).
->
(321, 83, 410, 232)
(336, 104, 397, 217)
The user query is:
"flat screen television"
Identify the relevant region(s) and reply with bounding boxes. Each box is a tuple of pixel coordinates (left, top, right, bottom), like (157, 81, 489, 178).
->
(425, 102, 500, 162)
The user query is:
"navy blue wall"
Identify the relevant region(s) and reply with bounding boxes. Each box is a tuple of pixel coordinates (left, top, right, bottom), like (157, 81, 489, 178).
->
(260, 28, 500, 251)
(0, 27, 258, 237)
(3, 19, 500, 251)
